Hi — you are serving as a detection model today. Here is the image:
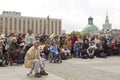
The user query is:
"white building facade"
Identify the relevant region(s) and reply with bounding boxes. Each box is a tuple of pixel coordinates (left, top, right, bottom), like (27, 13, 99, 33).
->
(0, 11, 62, 36)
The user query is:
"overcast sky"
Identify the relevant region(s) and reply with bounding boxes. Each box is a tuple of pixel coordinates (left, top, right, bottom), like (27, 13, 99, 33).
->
(0, 0, 120, 33)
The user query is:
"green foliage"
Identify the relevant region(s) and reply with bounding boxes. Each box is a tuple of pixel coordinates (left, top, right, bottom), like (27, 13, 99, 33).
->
(70, 31, 82, 36)
(70, 31, 92, 36)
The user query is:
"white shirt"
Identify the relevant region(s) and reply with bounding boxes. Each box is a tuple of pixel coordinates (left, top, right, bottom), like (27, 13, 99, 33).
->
(94, 39, 100, 44)
(25, 33, 35, 45)
(35, 49, 40, 59)
(61, 48, 70, 53)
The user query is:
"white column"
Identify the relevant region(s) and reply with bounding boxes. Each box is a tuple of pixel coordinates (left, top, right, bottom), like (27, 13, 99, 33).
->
(21, 18, 23, 33)
(30, 18, 32, 29)
(38, 19, 40, 34)
(42, 20, 44, 34)
(3, 17, 5, 33)
(7, 18, 10, 35)
(25, 19, 28, 33)
(34, 19, 36, 34)
(12, 18, 14, 32)
(16, 18, 19, 34)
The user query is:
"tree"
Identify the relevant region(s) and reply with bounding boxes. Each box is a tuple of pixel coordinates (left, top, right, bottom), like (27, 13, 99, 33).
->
(70, 31, 82, 36)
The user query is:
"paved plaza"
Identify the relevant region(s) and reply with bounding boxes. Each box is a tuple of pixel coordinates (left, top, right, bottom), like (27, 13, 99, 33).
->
(0, 56, 120, 80)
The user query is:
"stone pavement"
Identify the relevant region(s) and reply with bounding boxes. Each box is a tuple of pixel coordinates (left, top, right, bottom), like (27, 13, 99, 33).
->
(46, 56, 120, 80)
(0, 64, 65, 80)
(0, 56, 120, 80)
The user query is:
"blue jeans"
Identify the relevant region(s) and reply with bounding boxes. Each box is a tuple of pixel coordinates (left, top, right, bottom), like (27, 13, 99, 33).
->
(51, 52, 59, 61)
(74, 50, 80, 57)
(53, 53, 59, 60)
(40, 54, 46, 59)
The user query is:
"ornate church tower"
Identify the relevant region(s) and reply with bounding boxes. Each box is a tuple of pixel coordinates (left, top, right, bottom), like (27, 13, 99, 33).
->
(103, 12, 112, 32)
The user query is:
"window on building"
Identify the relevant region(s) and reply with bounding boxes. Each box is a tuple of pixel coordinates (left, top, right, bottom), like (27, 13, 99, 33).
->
(5, 17, 8, 35)
(44, 20, 46, 34)
(19, 18, 21, 33)
(32, 19, 34, 31)
(36, 19, 38, 34)
(27, 19, 30, 31)
(10, 18, 12, 33)
(0, 17, 3, 33)
(55, 21, 57, 34)
(59, 21, 61, 35)
(47, 20, 50, 34)
(23, 19, 26, 34)
(51, 21, 53, 33)
(40, 20, 42, 34)
(14, 18, 17, 33)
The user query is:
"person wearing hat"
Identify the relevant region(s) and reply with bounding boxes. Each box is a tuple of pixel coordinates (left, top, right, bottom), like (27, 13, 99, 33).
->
(24, 40, 48, 78)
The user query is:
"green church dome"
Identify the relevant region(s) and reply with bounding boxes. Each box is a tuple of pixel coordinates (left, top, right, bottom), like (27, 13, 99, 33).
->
(83, 24, 98, 32)
(82, 17, 98, 32)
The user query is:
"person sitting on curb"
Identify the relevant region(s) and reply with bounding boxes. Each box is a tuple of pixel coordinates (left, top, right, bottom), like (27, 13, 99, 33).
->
(24, 40, 48, 78)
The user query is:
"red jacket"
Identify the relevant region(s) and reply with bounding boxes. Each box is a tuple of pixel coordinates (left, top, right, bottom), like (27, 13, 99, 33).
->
(109, 43, 117, 50)
(71, 36, 78, 46)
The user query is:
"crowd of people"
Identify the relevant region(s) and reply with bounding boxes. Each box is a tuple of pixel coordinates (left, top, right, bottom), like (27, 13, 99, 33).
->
(0, 29, 120, 77)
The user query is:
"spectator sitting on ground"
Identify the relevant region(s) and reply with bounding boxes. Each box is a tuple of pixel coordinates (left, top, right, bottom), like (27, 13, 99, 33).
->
(81, 40, 89, 59)
(50, 42, 60, 63)
(87, 42, 96, 59)
(61, 45, 72, 60)
(109, 40, 118, 56)
(39, 42, 46, 60)
(9, 37, 22, 64)
(0, 40, 9, 65)
(43, 43, 50, 60)
(73, 41, 80, 58)
(0, 46, 7, 67)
